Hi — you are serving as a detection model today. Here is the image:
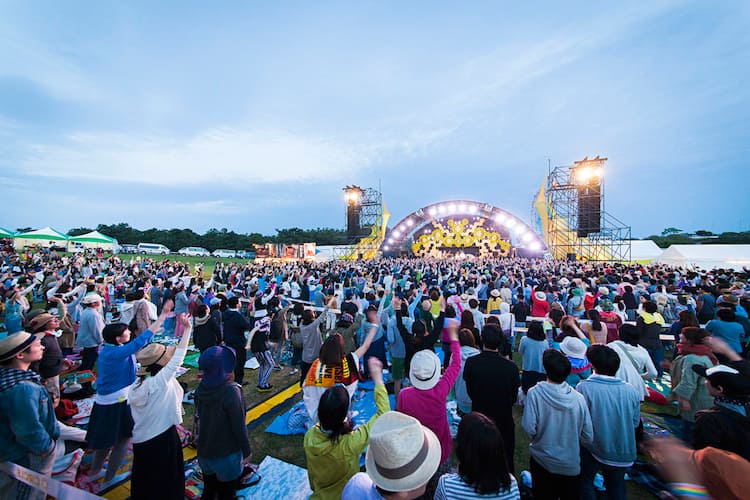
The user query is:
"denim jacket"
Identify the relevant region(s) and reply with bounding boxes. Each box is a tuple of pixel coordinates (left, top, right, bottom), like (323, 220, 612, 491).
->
(0, 368, 60, 462)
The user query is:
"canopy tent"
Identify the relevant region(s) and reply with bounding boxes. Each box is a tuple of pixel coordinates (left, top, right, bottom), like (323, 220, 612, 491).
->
(68, 231, 118, 252)
(629, 240, 663, 263)
(13, 227, 68, 249)
(655, 244, 750, 270)
(0, 227, 14, 238)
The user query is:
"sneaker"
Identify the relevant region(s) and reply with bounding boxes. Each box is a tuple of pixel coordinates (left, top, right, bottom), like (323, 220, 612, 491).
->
(288, 368, 299, 375)
(273, 365, 282, 371)
(256, 385, 273, 393)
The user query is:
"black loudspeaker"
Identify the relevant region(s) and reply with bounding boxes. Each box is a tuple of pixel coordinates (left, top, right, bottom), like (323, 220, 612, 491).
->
(577, 183, 601, 237)
(567, 253, 577, 262)
(346, 205, 361, 240)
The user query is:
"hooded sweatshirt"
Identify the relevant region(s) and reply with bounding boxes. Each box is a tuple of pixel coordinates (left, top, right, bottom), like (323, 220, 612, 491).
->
(194, 381, 251, 459)
(522, 380, 593, 475)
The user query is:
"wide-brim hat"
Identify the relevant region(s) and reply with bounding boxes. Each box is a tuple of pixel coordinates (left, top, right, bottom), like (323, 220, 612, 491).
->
(559, 277, 570, 286)
(534, 291, 547, 302)
(81, 293, 104, 305)
(0, 332, 41, 362)
(460, 293, 469, 301)
(722, 293, 739, 305)
(560, 336, 588, 359)
(409, 350, 441, 390)
(26, 313, 56, 333)
(198, 346, 236, 389)
(136, 343, 177, 376)
(692, 364, 750, 397)
(598, 287, 610, 296)
(490, 289, 501, 298)
(365, 411, 442, 493)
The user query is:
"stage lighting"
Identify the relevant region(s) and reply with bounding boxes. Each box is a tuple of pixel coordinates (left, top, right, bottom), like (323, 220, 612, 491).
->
(530, 241, 542, 251)
(505, 218, 517, 229)
(428, 207, 437, 217)
(467, 205, 477, 214)
(383, 245, 390, 251)
(438, 205, 446, 214)
(406, 218, 414, 227)
(448, 204, 457, 213)
(388, 238, 394, 244)
(494, 213, 506, 224)
(393, 229, 401, 238)
(522, 233, 533, 242)
(574, 165, 603, 185)
(458, 203, 466, 212)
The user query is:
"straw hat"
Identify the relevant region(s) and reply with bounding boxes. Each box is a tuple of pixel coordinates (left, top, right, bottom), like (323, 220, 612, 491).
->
(409, 350, 441, 390)
(136, 343, 177, 376)
(0, 332, 40, 362)
(534, 291, 547, 302)
(365, 411, 441, 492)
(26, 313, 56, 333)
(490, 289, 500, 298)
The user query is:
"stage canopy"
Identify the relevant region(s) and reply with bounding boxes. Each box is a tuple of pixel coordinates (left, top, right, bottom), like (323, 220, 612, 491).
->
(655, 244, 750, 270)
(383, 200, 545, 258)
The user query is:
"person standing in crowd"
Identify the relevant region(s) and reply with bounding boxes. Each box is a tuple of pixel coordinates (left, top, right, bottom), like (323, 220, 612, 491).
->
(27, 312, 72, 404)
(454, 329, 480, 416)
(341, 411, 441, 500)
(607, 324, 657, 401)
(303, 325, 378, 421)
(398, 319, 460, 468)
(463, 324, 520, 472)
(299, 306, 329, 386)
(705, 308, 746, 355)
(129, 289, 151, 337)
(692, 337, 750, 461)
(304, 358, 389, 500)
(222, 296, 251, 386)
(636, 301, 666, 378)
(129, 314, 192, 499)
(194, 304, 222, 353)
(84, 302, 169, 485)
(48, 294, 76, 357)
(522, 349, 593, 500)
(76, 293, 105, 371)
(248, 316, 274, 392)
(531, 289, 549, 318)
(0, 332, 60, 500)
(195, 345, 255, 500)
(577, 345, 641, 500)
(697, 286, 716, 325)
(519, 321, 549, 394)
(671, 327, 717, 432)
(173, 281, 191, 338)
(435, 412, 520, 500)
(150, 278, 164, 315)
(559, 336, 592, 388)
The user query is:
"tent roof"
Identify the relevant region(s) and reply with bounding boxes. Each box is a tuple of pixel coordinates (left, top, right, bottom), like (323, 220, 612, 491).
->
(629, 240, 663, 260)
(69, 230, 115, 243)
(14, 227, 68, 240)
(656, 244, 750, 269)
(0, 226, 14, 238)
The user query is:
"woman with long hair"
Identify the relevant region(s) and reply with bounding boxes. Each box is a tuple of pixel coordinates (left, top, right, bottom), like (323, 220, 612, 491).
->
(582, 309, 607, 345)
(304, 358, 389, 500)
(435, 412, 519, 499)
(129, 314, 191, 499)
(459, 309, 481, 349)
(670, 310, 698, 359)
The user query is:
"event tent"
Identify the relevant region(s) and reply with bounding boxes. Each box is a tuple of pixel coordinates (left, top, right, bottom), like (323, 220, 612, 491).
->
(655, 244, 750, 270)
(629, 240, 663, 262)
(13, 227, 68, 249)
(0, 227, 14, 238)
(68, 231, 118, 252)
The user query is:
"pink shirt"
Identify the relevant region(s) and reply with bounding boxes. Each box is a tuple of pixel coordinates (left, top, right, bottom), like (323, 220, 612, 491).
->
(397, 341, 461, 464)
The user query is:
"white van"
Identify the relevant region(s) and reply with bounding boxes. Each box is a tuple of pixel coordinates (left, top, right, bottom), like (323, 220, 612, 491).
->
(137, 243, 171, 255)
(212, 249, 236, 258)
(178, 246, 211, 257)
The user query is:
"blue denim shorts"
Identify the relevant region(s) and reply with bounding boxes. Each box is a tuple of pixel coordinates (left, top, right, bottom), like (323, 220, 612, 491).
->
(198, 451, 243, 482)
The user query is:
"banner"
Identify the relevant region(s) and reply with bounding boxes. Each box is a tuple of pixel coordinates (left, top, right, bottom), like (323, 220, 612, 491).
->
(0, 461, 101, 500)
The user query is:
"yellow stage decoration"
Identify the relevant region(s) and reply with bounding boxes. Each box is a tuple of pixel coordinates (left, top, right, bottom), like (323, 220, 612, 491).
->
(411, 218, 511, 257)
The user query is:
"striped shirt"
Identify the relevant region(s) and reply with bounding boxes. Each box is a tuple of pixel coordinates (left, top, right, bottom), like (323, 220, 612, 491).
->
(435, 473, 520, 500)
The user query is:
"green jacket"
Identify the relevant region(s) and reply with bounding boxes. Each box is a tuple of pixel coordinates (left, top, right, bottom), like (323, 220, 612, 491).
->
(672, 354, 714, 423)
(303, 383, 389, 500)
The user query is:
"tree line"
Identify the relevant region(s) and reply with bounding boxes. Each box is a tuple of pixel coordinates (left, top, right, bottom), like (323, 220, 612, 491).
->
(645, 228, 750, 248)
(65, 223, 349, 251)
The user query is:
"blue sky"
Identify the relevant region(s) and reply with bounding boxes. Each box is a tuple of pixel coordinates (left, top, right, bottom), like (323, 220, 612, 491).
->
(1, 1, 748, 238)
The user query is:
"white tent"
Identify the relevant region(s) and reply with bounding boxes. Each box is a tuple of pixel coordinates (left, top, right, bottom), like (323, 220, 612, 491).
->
(68, 231, 118, 252)
(13, 227, 68, 250)
(629, 240, 663, 262)
(655, 244, 750, 270)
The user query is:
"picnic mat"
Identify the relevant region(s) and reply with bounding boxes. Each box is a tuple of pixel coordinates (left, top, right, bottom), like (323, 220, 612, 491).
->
(183, 352, 201, 368)
(266, 384, 397, 436)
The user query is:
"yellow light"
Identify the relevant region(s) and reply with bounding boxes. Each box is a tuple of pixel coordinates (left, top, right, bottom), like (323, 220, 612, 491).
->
(574, 165, 603, 185)
(344, 190, 361, 204)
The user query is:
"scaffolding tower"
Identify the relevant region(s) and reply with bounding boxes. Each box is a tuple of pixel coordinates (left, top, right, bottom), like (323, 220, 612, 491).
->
(544, 159, 631, 262)
(336, 185, 387, 260)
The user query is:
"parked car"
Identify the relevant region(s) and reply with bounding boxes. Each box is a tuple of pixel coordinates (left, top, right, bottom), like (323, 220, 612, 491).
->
(212, 249, 236, 258)
(235, 250, 257, 259)
(120, 244, 138, 254)
(137, 242, 171, 255)
(177, 246, 211, 257)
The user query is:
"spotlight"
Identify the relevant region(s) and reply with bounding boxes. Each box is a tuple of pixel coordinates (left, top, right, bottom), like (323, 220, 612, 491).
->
(505, 218, 516, 229)
(428, 207, 437, 217)
(458, 203, 466, 212)
(494, 213, 506, 224)
(438, 205, 446, 214)
(530, 241, 542, 251)
(388, 238, 394, 244)
(467, 205, 477, 214)
(393, 230, 401, 238)
(522, 233, 533, 242)
(406, 219, 414, 227)
(383, 245, 390, 251)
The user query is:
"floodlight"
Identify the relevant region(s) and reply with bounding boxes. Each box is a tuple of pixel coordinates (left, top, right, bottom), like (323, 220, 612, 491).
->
(494, 213, 506, 224)
(428, 207, 437, 217)
(522, 233, 533, 242)
(458, 204, 466, 212)
(467, 205, 477, 214)
(438, 205, 446, 214)
(406, 219, 414, 227)
(448, 204, 457, 213)
(383, 245, 390, 251)
(530, 241, 542, 251)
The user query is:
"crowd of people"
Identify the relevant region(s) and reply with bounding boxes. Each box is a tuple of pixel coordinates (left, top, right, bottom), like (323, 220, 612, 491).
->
(0, 245, 749, 499)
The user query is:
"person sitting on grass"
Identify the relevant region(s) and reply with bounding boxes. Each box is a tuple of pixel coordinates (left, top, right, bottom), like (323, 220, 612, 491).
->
(304, 357, 389, 500)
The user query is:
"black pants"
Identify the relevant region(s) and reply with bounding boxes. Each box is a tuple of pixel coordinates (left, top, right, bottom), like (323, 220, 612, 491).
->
(131, 425, 184, 500)
(202, 473, 238, 500)
(300, 361, 312, 387)
(79, 347, 99, 372)
(530, 456, 580, 500)
(228, 342, 246, 384)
